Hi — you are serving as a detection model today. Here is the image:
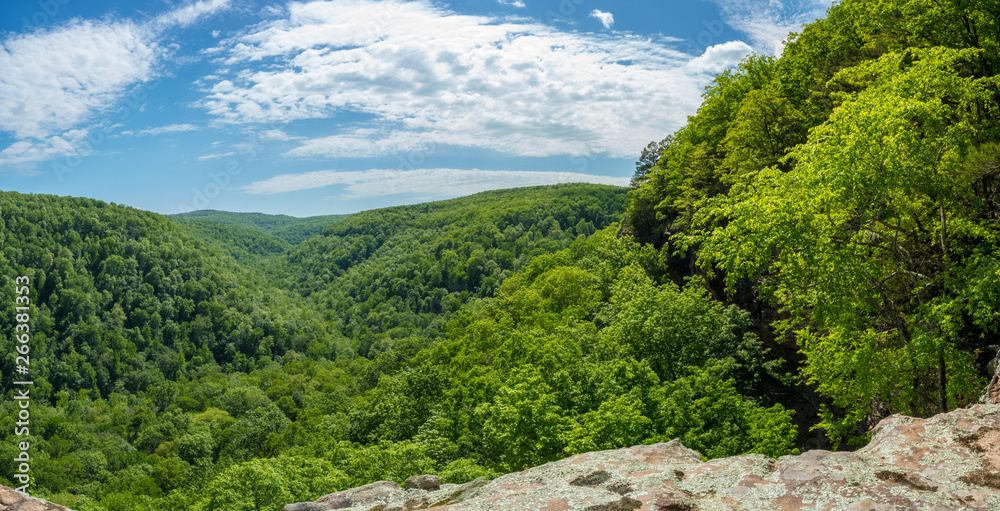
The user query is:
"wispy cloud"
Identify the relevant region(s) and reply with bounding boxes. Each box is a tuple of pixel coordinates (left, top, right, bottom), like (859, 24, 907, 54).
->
(0, 1, 232, 169)
(260, 129, 305, 141)
(154, 0, 234, 29)
(198, 151, 235, 160)
(243, 168, 629, 199)
(199, 0, 732, 160)
(0, 20, 158, 142)
(710, 0, 833, 55)
(497, 0, 526, 7)
(126, 123, 201, 136)
(589, 10, 614, 29)
(285, 129, 444, 159)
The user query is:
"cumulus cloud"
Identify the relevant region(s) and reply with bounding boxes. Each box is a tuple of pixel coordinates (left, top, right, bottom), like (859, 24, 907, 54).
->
(0, 20, 160, 168)
(0, 130, 92, 168)
(242, 168, 629, 199)
(710, 0, 833, 55)
(589, 10, 614, 29)
(198, 0, 734, 160)
(0, 20, 158, 141)
(0, 1, 233, 169)
(685, 41, 754, 73)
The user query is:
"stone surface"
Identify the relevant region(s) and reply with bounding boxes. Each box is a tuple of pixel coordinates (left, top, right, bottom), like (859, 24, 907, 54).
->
(284, 481, 403, 511)
(0, 487, 72, 510)
(982, 373, 1000, 405)
(284, 405, 1000, 510)
(980, 352, 1000, 405)
(406, 475, 442, 491)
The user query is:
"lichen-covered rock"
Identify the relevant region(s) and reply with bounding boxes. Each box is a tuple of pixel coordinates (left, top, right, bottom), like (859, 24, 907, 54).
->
(0, 487, 72, 511)
(282, 480, 403, 510)
(406, 475, 442, 491)
(282, 478, 490, 511)
(285, 405, 1000, 510)
(981, 373, 1000, 405)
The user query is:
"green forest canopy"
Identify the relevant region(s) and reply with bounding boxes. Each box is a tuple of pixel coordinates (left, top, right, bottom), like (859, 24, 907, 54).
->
(626, 0, 1000, 446)
(1, 0, 999, 508)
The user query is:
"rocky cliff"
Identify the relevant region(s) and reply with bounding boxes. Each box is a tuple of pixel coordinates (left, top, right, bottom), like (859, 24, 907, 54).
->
(4, 404, 1000, 511)
(283, 404, 1000, 510)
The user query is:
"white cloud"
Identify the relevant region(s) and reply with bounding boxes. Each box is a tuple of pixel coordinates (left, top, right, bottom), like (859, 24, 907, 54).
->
(710, 0, 833, 55)
(131, 123, 200, 136)
(242, 168, 628, 198)
(497, 0, 526, 7)
(198, 0, 731, 160)
(259, 129, 305, 141)
(154, 0, 234, 29)
(589, 10, 614, 29)
(0, 20, 158, 141)
(0, 20, 160, 168)
(685, 41, 754, 73)
(286, 129, 438, 158)
(0, 0, 233, 169)
(198, 151, 235, 160)
(0, 130, 92, 168)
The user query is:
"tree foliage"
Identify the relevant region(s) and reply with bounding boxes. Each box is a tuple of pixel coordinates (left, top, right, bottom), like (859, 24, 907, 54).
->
(626, 0, 1000, 446)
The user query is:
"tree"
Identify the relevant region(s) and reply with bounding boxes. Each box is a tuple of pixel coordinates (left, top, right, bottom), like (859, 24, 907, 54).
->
(562, 393, 653, 454)
(693, 47, 991, 445)
(601, 266, 757, 383)
(655, 362, 797, 459)
(205, 456, 348, 511)
(631, 135, 673, 188)
(477, 367, 569, 471)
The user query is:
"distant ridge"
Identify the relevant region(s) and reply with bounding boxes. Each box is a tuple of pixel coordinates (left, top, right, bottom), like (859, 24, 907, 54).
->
(171, 210, 352, 244)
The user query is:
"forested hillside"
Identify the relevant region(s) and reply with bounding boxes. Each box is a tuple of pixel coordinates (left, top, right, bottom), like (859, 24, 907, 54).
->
(0, 184, 669, 510)
(271, 184, 626, 356)
(626, 0, 1000, 446)
(2, 0, 1000, 509)
(173, 210, 351, 245)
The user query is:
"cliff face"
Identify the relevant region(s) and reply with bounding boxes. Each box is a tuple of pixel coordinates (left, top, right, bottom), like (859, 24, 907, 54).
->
(283, 404, 1000, 511)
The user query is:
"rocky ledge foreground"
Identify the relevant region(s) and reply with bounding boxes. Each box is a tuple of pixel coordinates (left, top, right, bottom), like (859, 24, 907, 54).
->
(284, 404, 1000, 510)
(3, 405, 999, 511)
(0, 485, 69, 511)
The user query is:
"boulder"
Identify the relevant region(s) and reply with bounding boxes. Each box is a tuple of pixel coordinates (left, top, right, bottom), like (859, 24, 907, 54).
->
(980, 351, 1000, 405)
(282, 481, 403, 511)
(284, 404, 1000, 510)
(405, 475, 442, 491)
(0, 487, 72, 511)
(282, 478, 489, 511)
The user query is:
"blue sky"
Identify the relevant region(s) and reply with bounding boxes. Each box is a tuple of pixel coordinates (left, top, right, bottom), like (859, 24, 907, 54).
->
(0, 0, 832, 216)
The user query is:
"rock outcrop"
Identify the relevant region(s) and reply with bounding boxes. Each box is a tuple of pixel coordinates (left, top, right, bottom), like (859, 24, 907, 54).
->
(285, 404, 1000, 510)
(4, 405, 999, 510)
(0, 486, 71, 511)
